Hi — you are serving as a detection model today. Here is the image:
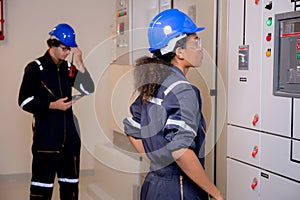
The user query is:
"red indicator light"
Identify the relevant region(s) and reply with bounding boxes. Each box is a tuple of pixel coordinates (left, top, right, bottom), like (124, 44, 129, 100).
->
(266, 33, 271, 41)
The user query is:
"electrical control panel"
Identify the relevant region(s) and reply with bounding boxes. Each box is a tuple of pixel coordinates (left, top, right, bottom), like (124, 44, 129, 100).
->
(115, 0, 130, 64)
(114, 0, 160, 65)
(274, 10, 300, 98)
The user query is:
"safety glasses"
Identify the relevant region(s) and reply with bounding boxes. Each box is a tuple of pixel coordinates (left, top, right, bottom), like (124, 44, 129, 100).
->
(186, 37, 202, 51)
(59, 45, 71, 52)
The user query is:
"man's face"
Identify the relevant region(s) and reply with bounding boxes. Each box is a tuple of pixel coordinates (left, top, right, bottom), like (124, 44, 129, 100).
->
(53, 44, 71, 61)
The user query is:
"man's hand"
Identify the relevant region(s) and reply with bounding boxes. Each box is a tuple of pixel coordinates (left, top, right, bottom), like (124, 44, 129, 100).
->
(49, 97, 72, 111)
(71, 47, 85, 73)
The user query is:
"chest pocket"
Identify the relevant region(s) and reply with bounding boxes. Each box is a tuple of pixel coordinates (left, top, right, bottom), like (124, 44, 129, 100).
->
(35, 59, 56, 98)
(35, 59, 74, 99)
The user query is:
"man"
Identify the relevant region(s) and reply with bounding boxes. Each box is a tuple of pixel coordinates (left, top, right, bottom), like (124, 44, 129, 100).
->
(18, 23, 94, 199)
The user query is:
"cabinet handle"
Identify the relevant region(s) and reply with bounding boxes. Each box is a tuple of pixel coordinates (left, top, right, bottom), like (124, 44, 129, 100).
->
(252, 146, 259, 158)
(252, 114, 259, 126)
(251, 177, 258, 190)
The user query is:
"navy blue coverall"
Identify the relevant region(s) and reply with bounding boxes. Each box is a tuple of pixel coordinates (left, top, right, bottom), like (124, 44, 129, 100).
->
(18, 51, 94, 199)
(123, 66, 208, 200)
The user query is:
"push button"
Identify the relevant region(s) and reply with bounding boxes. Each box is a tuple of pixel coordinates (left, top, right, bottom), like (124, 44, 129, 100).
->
(266, 49, 271, 57)
(266, 17, 272, 26)
(266, 33, 271, 42)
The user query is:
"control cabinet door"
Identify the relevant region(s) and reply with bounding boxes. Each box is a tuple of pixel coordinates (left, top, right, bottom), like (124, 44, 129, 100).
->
(227, 0, 262, 129)
(260, 170, 300, 199)
(261, 3, 293, 138)
(294, 99, 300, 140)
(227, 159, 260, 200)
(227, 125, 260, 166)
(293, 99, 300, 163)
(261, 133, 300, 182)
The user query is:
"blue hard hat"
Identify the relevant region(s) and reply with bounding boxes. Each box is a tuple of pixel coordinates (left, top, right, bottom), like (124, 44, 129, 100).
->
(148, 9, 205, 52)
(49, 23, 78, 47)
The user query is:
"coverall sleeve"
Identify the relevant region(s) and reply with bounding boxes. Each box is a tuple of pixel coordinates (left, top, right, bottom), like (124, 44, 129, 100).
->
(18, 62, 51, 114)
(123, 96, 142, 139)
(73, 69, 95, 95)
(163, 84, 200, 152)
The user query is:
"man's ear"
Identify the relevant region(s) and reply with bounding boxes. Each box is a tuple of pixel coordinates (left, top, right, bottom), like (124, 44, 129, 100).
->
(176, 47, 184, 59)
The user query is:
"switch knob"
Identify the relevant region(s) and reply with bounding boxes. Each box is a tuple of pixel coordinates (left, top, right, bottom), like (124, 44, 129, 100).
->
(265, 1, 272, 10)
(252, 114, 259, 126)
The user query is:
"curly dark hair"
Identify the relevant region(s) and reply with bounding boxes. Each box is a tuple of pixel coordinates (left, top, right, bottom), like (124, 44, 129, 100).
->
(134, 56, 171, 102)
(134, 35, 189, 103)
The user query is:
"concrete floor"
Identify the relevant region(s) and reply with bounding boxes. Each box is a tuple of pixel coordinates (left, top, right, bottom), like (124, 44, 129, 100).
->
(0, 171, 95, 200)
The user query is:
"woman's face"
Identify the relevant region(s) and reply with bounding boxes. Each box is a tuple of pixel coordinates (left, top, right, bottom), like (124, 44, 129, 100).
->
(184, 33, 203, 68)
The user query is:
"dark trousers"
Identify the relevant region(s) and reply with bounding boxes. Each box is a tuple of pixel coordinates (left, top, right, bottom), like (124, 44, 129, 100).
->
(141, 170, 208, 200)
(29, 147, 80, 200)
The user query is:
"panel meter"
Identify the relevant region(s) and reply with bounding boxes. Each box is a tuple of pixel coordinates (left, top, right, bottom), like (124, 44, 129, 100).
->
(274, 10, 300, 98)
(238, 45, 249, 70)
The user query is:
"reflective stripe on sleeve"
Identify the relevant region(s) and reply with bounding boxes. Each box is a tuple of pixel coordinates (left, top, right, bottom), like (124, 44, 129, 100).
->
(127, 117, 141, 129)
(166, 119, 197, 136)
(80, 83, 90, 95)
(31, 181, 54, 188)
(58, 178, 79, 183)
(20, 96, 34, 108)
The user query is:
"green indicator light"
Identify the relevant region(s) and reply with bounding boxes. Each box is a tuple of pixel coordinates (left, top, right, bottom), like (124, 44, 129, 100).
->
(266, 17, 272, 26)
(297, 52, 300, 59)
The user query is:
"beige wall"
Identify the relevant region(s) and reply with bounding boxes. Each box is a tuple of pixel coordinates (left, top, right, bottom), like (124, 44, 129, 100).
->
(0, 0, 115, 174)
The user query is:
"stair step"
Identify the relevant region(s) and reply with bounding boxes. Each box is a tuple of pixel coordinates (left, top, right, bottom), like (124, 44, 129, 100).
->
(87, 183, 115, 200)
(80, 193, 95, 200)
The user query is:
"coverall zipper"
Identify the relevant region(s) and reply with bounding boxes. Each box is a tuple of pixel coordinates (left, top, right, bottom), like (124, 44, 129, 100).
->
(180, 175, 184, 200)
(41, 81, 55, 97)
(57, 67, 67, 147)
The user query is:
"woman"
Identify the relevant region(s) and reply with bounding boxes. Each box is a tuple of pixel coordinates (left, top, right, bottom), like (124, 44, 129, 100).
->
(123, 9, 224, 200)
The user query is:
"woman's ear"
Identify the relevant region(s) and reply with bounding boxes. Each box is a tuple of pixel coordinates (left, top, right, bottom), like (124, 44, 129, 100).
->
(175, 47, 184, 59)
